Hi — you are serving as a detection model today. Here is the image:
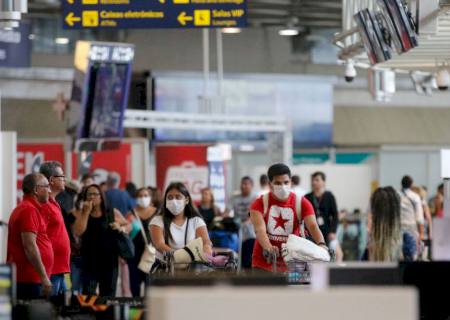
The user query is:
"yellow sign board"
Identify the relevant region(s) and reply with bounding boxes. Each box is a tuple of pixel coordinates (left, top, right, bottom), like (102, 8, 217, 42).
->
(82, 11, 99, 27)
(194, 9, 210, 26)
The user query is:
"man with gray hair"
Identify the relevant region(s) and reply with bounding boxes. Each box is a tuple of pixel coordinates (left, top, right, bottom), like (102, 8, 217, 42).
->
(40, 161, 71, 296)
(105, 171, 134, 216)
(7, 173, 53, 299)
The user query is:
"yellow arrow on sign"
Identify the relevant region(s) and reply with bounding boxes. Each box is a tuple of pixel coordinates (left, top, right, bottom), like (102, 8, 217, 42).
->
(177, 11, 193, 26)
(159, 0, 165, 3)
(67, 0, 74, 4)
(65, 12, 81, 27)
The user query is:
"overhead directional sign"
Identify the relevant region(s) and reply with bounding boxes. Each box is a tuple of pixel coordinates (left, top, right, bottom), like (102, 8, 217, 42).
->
(62, 0, 247, 29)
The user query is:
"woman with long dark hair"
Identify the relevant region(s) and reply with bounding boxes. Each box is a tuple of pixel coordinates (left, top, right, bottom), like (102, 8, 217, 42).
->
(72, 184, 131, 296)
(369, 186, 402, 262)
(149, 182, 213, 259)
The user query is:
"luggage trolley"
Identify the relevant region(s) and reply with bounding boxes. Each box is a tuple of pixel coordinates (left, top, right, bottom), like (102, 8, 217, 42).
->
(263, 248, 335, 284)
(164, 250, 239, 277)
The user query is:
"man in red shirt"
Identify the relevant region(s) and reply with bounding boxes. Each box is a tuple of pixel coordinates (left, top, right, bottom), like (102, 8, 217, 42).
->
(7, 173, 54, 299)
(250, 163, 327, 272)
(40, 161, 71, 296)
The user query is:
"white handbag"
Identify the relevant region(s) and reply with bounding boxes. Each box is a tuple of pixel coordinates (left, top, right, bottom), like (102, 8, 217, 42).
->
(132, 210, 156, 273)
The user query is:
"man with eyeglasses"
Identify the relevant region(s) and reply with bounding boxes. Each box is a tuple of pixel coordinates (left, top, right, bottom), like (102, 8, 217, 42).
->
(7, 173, 54, 299)
(40, 161, 71, 297)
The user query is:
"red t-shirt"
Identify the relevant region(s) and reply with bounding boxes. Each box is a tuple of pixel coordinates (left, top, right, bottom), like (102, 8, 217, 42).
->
(251, 192, 315, 272)
(44, 198, 71, 274)
(7, 196, 54, 283)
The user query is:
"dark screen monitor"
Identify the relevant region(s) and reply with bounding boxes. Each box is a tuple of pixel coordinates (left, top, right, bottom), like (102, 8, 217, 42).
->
(78, 62, 130, 140)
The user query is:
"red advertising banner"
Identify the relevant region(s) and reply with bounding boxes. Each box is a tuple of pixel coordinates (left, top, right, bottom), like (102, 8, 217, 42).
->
(72, 143, 132, 188)
(155, 144, 209, 203)
(18, 142, 132, 192)
(17, 143, 65, 191)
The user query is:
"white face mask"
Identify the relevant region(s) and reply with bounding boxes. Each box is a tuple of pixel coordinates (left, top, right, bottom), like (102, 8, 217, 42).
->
(166, 199, 186, 216)
(273, 184, 291, 200)
(136, 196, 151, 208)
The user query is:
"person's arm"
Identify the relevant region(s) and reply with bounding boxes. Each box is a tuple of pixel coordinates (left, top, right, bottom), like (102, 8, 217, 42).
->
(328, 193, 339, 241)
(423, 204, 432, 240)
(214, 206, 223, 217)
(304, 215, 326, 249)
(21, 232, 52, 296)
(250, 210, 277, 254)
(72, 201, 93, 237)
(111, 209, 132, 233)
(149, 225, 173, 254)
(195, 225, 213, 254)
(414, 195, 425, 240)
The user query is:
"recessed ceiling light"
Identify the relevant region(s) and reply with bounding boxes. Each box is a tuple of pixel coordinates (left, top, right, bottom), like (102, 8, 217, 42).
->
(279, 28, 299, 36)
(222, 28, 241, 34)
(55, 37, 69, 45)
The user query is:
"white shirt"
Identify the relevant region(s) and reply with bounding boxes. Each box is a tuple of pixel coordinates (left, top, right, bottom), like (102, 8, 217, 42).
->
(400, 189, 425, 233)
(150, 215, 206, 259)
(293, 186, 307, 198)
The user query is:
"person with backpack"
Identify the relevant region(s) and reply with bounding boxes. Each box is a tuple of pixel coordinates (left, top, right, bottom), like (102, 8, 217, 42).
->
(250, 163, 327, 272)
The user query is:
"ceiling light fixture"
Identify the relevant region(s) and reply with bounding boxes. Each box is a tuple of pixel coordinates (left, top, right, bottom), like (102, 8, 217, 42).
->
(279, 17, 301, 37)
(55, 37, 69, 45)
(221, 27, 241, 34)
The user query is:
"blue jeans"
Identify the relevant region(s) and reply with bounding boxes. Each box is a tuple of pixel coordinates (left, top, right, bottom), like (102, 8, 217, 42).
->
(17, 283, 42, 300)
(50, 273, 66, 296)
(71, 257, 83, 293)
(403, 231, 417, 262)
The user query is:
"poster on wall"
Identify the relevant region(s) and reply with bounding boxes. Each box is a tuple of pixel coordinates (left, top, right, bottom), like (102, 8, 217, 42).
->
(17, 142, 132, 198)
(71, 143, 132, 188)
(17, 143, 66, 198)
(155, 144, 208, 203)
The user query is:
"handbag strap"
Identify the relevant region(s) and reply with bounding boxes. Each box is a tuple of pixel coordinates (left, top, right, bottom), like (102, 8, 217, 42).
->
(184, 218, 190, 246)
(132, 209, 151, 245)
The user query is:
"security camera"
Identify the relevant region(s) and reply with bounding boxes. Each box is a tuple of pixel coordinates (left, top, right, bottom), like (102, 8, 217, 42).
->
(344, 61, 357, 82)
(436, 69, 450, 91)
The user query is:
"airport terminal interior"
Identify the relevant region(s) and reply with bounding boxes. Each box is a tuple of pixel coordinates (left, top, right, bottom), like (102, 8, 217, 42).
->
(1, 0, 450, 319)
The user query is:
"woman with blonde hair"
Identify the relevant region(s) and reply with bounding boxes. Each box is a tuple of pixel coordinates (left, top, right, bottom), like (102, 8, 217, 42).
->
(369, 187, 402, 262)
(197, 187, 222, 229)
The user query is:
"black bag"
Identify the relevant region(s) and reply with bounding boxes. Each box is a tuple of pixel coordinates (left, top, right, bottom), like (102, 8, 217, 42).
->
(116, 231, 135, 259)
(106, 207, 135, 259)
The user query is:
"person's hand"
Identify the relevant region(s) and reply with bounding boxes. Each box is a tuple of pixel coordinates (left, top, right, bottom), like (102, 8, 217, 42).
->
(81, 200, 93, 215)
(110, 222, 124, 232)
(263, 246, 280, 264)
(41, 276, 52, 298)
(319, 243, 329, 251)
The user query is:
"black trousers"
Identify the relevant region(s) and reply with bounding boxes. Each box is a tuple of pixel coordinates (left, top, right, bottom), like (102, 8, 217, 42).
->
(17, 283, 42, 300)
(82, 267, 118, 297)
(241, 238, 255, 269)
(128, 259, 149, 297)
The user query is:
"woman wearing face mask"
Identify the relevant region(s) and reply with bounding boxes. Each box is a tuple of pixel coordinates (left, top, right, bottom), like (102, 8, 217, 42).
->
(125, 187, 157, 297)
(149, 182, 213, 265)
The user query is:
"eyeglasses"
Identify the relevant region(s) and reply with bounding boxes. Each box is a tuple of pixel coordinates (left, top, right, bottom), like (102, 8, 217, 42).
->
(52, 175, 66, 179)
(36, 184, 50, 189)
(87, 192, 101, 197)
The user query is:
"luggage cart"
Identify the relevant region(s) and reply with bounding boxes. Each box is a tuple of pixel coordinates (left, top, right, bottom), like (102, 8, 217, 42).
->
(164, 250, 238, 277)
(263, 248, 335, 285)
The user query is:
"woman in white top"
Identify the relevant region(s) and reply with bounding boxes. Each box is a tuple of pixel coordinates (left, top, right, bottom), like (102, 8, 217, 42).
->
(149, 182, 213, 259)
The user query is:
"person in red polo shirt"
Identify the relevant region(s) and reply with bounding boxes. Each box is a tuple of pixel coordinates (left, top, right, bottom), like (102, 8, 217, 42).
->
(7, 173, 54, 299)
(250, 163, 328, 272)
(40, 161, 71, 296)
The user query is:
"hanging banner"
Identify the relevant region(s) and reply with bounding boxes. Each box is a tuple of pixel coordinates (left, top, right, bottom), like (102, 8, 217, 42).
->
(155, 144, 208, 203)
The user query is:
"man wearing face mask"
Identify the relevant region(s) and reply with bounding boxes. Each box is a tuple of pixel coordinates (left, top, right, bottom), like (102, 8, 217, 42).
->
(250, 164, 326, 272)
